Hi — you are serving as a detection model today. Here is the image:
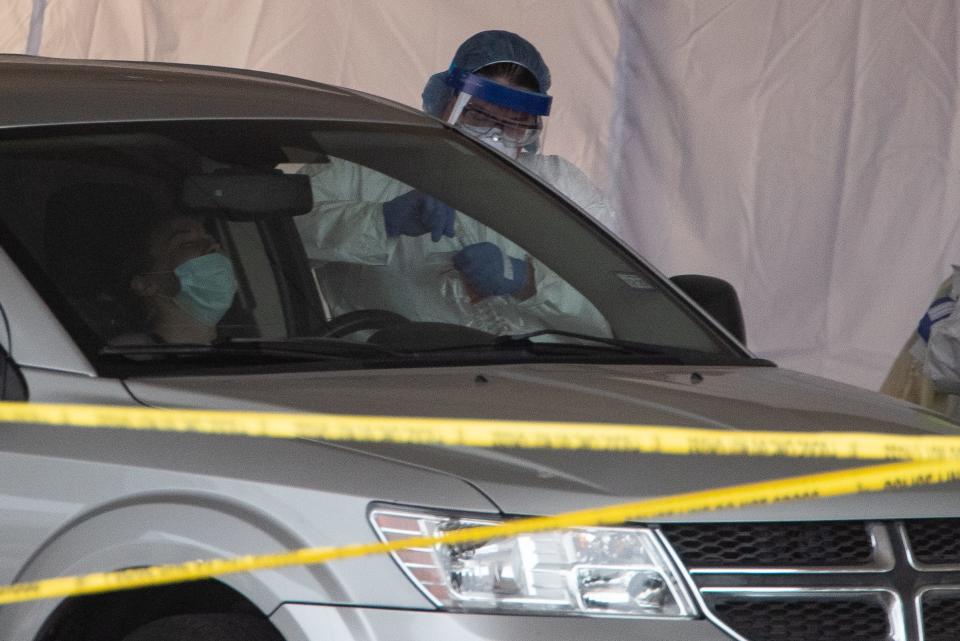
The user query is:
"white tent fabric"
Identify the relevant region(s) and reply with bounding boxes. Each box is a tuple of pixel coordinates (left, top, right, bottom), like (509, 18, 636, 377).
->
(2, 0, 958, 392)
(613, 1, 960, 390)
(1, 0, 32, 54)
(20, 0, 619, 194)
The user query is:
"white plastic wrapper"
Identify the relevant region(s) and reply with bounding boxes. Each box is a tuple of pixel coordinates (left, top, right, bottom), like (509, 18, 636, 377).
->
(427, 251, 544, 336)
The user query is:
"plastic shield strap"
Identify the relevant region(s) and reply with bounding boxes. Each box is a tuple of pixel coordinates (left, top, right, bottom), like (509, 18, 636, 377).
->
(450, 70, 553, 117)
(446, 91, 472, 127)
(528, 118, 548, 155)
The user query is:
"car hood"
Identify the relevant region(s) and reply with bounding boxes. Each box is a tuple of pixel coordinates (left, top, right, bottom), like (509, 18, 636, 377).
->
(125, 362, 960, 520)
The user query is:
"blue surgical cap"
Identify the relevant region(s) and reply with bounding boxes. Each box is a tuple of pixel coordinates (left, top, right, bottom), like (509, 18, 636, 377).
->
(421, 30, 552, 117)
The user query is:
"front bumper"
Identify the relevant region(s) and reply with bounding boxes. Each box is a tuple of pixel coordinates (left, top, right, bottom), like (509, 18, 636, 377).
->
(271, 603, 733, 641)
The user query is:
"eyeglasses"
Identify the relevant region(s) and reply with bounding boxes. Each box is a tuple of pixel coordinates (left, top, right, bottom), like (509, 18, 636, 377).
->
(457, 104, 542, 147)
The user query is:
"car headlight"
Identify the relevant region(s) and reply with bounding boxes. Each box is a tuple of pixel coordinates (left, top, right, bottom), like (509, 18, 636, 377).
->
(370, 506, 698, 618)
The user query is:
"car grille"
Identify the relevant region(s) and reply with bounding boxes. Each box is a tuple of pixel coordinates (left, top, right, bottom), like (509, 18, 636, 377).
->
(904, 520, 960, 565)
(922, 591, 960, 641)
(659, 520, 960, 641)
(709, 596, 891, 641)
(664, 521, 874, 566)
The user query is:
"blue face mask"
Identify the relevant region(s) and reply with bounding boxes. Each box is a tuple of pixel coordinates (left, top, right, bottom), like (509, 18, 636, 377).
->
(173, 253, 238, 327)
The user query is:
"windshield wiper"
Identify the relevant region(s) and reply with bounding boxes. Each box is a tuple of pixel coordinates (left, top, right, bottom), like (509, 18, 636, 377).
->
(216, 337, 402, 358)
(389, 328, 685, 363)
(399, 329, 760, 365)
(496, 330, 773, 365)
(99, 337, 401, 362)
(494, 329, 669, 355)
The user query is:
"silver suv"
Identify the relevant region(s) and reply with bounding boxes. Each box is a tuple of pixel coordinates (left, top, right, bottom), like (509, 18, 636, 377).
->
(0, 55, 957, 641)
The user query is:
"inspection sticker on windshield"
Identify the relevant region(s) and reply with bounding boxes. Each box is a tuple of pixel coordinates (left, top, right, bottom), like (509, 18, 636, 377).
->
(615, 272, 655, 290)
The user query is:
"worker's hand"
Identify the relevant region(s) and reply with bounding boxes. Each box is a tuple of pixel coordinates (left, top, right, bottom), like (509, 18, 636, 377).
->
(453, 242, 529, 299)
(918, 296, 956, 342)
(382, 190, 455, 242)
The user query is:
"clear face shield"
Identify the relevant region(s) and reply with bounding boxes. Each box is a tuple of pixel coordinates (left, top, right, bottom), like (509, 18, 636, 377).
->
(444, 68, 552, 158)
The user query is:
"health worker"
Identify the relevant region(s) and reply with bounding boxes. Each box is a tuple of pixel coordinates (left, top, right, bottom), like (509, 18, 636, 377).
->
(422, 30, 618, 232)
(295, 30, 614, 337)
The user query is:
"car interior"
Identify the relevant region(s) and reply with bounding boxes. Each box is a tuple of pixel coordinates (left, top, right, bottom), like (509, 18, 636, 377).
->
(0, 121, 742, 377)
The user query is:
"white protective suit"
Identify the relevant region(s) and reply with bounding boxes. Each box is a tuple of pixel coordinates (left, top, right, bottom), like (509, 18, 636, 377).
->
(881, 267, 960, 418)
(522, 153, 620, 234)
(295, 153, 615, 336)
(922, 267, 960, 393)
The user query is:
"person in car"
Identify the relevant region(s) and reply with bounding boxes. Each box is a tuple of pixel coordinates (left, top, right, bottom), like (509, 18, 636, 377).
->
(118, 215, 238, 345)
(296, 30, 613, 337)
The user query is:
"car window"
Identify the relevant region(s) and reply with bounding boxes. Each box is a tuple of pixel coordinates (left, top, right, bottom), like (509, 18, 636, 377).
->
(0, 121, 744, 374)
(286, 156, 611, 339)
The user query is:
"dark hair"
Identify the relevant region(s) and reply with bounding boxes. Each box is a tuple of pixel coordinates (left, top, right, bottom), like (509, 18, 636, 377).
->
(119, 213, 206, 332)
(120, 212, 209, 282)
(120, 216, 166, 287)
(475, 62, 540, 92)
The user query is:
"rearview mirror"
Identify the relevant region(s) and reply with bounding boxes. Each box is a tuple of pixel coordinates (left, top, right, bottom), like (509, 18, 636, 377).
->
(181, 173, 313, 220)
(670, 274, 747, 345)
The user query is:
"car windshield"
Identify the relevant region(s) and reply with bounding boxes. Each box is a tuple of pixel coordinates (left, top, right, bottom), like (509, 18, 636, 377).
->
(0, 120, 747, 374)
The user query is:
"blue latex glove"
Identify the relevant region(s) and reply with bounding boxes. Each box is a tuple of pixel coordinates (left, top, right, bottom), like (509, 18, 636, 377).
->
(918, 296, 956, 342)
(382, 190, 455, 242)
(453, 242, 528, 298)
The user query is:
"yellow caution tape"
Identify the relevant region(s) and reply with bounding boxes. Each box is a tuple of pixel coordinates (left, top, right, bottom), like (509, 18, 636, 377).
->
(1, 400, 958, 604)
(1, 458, 958, 605)
(0, 400, 958, 460)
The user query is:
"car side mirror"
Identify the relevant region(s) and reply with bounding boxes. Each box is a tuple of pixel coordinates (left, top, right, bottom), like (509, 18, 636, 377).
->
(670, 274, 747, 345)
(0, 345, 28, 401)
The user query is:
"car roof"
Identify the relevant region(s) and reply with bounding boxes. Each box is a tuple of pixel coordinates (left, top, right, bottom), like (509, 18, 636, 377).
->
(0, 54, 440, 129)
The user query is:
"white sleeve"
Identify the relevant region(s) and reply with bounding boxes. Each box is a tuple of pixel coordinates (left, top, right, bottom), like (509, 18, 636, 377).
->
(472, 227, 610, 335)
(519, 259, 612, 336)
(525, 154, 621, 235)
(294, 159, 408, 265)
(296, 201, 393, 265)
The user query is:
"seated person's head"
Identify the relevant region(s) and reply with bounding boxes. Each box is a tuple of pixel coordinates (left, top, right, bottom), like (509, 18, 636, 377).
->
(126, 216, 237, 344)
